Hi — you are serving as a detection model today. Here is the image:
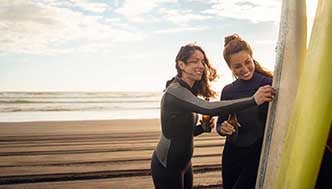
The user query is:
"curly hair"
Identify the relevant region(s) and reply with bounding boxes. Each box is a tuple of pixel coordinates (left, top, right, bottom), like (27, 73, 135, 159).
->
(166, 43, 217, 98)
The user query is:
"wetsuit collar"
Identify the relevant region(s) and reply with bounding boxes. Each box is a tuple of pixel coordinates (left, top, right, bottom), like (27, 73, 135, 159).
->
(175, 77, 199, 95)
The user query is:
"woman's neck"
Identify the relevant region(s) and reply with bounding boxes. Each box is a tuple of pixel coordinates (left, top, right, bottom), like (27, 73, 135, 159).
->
(180, 76, 195, 88)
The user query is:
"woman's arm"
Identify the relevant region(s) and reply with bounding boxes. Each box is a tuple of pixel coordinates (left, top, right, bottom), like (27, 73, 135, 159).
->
(216, 88, 230, 136)
(166, 83, 273, 116)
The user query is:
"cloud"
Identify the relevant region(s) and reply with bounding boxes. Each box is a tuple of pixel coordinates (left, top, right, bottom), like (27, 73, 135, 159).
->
(0, 0, 143, 55)
(153, 26, 206, 34)
(34, 0, 110, 13)
(159, 8, 212, 26)
(234, 1, 258, 8)
(114, 0, 280, 25)
(0, 0, 282, 55)
(115, 0, 177, 23)
(202, 0, 281, 23)
(68, 0, 110, 13)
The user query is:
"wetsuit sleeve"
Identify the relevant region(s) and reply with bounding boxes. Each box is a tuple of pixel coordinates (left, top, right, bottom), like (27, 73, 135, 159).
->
(193, 125, 204, 136)
(216, 89, 230, 136)
(258, 76, 272, 124)
(167, 84, 257, 117)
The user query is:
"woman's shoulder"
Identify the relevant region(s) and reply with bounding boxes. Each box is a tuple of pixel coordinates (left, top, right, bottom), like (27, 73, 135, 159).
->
(220, 82, 235, 99)
(222, 83, 234, 92)
(164, 82, 183, 95)
(164, 81, 195, 101)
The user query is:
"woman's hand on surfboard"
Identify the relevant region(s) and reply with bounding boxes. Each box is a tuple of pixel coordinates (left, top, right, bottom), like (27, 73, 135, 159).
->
(254, 85, 275, 105)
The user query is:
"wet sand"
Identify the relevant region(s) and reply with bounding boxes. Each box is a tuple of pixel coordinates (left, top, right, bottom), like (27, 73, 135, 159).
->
(0, 119, 224, 188)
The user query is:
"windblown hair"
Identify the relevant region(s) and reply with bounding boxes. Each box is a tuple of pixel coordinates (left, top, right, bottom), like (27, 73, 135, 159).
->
(223, 34, 273, 78)
(166, 43, 217, 98)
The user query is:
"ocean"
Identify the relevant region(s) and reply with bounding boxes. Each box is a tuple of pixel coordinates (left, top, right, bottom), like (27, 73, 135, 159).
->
(0, 92, 162, 122)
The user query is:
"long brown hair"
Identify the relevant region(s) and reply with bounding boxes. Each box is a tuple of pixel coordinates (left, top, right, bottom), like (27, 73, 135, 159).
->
(223, 34, 273, 78)
(167, 43, 217, 98)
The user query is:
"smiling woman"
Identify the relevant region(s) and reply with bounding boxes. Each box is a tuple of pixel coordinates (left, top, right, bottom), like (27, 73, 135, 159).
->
(174, 44, 217, 96)
(216, 34, 273, 189)
(177, 51, 206, 86)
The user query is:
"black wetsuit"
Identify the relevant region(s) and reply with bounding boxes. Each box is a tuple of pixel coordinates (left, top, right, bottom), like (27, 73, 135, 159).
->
(315, 125, 332, 189)
(216, 72, 272, 189)
(151, 78, 259, 189)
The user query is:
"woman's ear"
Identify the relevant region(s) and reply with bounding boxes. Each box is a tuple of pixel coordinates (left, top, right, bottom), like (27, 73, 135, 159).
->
(178, 61, 185, 70)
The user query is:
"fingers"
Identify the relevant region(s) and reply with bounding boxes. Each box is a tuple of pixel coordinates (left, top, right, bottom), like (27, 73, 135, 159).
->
(254, 85, 276, 105)
(200, 118, 215, 127)
(219, 121, 235, 135)
(261, 85, 275, 95)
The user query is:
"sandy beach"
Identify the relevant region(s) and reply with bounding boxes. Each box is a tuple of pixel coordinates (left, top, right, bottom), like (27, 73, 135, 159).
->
(0, 119, 225, 188)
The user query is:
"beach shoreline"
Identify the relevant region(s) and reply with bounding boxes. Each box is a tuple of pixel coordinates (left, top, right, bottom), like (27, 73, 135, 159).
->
(0, 119, 161, 136)
(0, 119, 223, 188)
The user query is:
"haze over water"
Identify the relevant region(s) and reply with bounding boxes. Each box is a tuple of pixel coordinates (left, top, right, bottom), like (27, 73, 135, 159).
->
(0, 91, 162, 122)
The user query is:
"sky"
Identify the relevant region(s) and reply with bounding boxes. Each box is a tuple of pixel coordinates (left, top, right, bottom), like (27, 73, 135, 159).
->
(0, 0, 318, 92)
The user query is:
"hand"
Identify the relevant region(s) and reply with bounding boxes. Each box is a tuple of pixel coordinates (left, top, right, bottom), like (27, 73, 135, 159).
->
(200, 118, 215, 132)
(218, 121, 235, 136)
(253, 85, 275, 105)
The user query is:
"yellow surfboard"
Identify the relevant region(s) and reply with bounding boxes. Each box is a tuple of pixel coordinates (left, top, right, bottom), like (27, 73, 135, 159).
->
(275, 0, 332, 188)
(256, 0, 307, 188)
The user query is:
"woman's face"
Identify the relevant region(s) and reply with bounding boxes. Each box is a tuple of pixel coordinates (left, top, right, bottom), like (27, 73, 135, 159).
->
(180, 50, 205, 85)
(229, 50, 255, 80)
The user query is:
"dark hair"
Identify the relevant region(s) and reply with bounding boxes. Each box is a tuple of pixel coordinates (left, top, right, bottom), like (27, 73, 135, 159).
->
(223, 34, 273, 78)
(166, 43, 217, 98)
